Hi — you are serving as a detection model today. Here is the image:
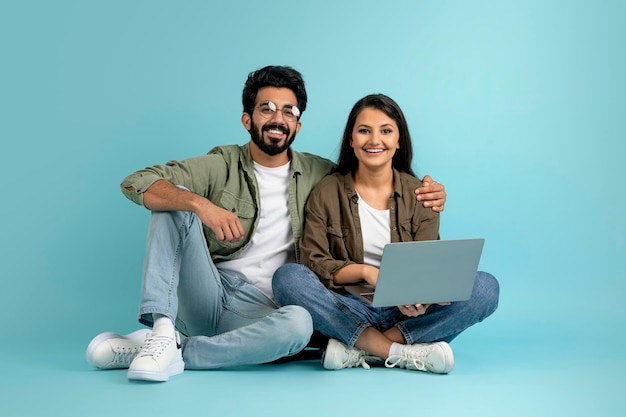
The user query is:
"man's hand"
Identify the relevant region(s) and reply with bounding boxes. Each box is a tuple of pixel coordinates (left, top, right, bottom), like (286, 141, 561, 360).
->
(142, 180, 245, 242)
(416, 174, 446, 212)
(196, 201, 245, 243)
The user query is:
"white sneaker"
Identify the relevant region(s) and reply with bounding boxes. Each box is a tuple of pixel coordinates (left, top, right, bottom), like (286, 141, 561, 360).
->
(322, 339, 371, 370)
(385, 341, 454, 374)
(127, 331, 184, 382)
(86, 329, 150, 369)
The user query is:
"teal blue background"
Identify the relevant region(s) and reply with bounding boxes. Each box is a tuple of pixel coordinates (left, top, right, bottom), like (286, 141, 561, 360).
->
(1, 1, 624, 416)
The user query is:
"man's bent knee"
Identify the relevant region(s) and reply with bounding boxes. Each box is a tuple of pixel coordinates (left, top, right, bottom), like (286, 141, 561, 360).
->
(277, 305, 313, 353)
(272, 263, 307, 305)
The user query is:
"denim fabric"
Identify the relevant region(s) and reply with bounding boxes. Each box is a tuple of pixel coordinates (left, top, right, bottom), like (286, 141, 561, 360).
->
(138, 210, 313, 369)
(272, 263, 499, 348)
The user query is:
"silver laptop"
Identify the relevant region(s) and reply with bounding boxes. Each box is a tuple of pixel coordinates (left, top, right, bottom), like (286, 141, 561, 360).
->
(345, 238, 484, 307)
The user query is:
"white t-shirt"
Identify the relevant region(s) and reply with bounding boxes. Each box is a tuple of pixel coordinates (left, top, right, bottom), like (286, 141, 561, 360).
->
(217, 161, 294, 300)
(357, 193, 390, 268)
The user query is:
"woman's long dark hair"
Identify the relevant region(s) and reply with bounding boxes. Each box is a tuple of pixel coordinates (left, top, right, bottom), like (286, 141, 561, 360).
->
(336, 94, 416, 177)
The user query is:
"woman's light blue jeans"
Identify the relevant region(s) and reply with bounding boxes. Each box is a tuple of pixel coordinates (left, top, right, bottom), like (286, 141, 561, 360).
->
(138, 210, 313, 369)
(272, 263, 499, 349)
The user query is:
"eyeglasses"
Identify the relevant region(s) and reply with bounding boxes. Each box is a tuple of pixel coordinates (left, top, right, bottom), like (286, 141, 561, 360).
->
(254, 101, 300, 122)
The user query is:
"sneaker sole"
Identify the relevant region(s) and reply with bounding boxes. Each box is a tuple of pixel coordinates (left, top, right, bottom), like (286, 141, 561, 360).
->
(127, 359, 185, 382)
(85, 329, 149, 369)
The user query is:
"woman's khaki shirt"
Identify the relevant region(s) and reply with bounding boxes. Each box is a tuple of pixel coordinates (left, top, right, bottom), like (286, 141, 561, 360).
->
(299, 169, 440, 288)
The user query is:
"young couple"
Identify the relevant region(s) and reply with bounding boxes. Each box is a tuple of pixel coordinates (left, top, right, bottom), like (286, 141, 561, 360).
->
(86, 65, 499, 382)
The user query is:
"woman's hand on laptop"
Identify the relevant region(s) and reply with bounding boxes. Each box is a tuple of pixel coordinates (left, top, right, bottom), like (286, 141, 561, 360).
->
(398, 304, 430, 317)
(362, 265, 379, 287)
(332, 264, 379, 287)
(398, 302, 451, 317)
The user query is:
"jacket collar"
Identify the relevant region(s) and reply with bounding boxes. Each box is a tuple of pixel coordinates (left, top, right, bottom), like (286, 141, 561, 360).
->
(343, 168, 405, 202)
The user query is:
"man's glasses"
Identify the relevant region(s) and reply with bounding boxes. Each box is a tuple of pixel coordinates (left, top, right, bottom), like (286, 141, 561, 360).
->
(254, 101, 300, 122)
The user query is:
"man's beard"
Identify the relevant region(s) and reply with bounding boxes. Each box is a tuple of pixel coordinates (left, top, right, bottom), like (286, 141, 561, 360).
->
(249, 119, 297, 156)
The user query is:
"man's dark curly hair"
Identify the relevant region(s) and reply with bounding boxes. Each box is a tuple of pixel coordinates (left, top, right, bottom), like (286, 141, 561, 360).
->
(242, 66, 307, 118)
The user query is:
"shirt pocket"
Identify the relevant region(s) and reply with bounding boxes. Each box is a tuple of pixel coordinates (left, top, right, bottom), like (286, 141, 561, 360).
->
(206, 191, 257, 252)
(327, 222, 350, 260)
(219, 190, 256, 219)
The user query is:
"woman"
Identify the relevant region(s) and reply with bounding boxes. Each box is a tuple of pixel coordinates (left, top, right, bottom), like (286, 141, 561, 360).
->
(273, 94, 499, 373)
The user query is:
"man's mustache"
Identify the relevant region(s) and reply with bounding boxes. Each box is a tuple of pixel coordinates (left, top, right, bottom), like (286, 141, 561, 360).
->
(263, 123, 289, 135)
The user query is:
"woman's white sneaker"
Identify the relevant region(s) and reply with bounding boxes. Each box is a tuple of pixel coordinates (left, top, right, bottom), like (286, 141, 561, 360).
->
(322, 339, 372, 370)
(127, 331, 184, 382)
(385, 341, 454, 374)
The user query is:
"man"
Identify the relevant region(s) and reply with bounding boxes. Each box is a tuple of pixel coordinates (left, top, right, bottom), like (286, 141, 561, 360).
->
(85, 66, 447, 382)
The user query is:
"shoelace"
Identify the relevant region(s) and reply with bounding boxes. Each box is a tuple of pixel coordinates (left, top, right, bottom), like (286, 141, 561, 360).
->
(137, 333, 173, 358)
(112, 346, 141, 365)
(385, 349, 427, 371)
(345, 350, 371, 370)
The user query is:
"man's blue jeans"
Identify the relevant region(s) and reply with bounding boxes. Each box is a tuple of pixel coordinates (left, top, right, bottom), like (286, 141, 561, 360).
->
(138, 210, 313, 369)
(272, 263, 499, 348)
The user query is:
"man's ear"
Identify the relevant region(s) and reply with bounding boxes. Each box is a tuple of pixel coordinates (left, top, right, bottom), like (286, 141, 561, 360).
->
(241, 112, 251, 130)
